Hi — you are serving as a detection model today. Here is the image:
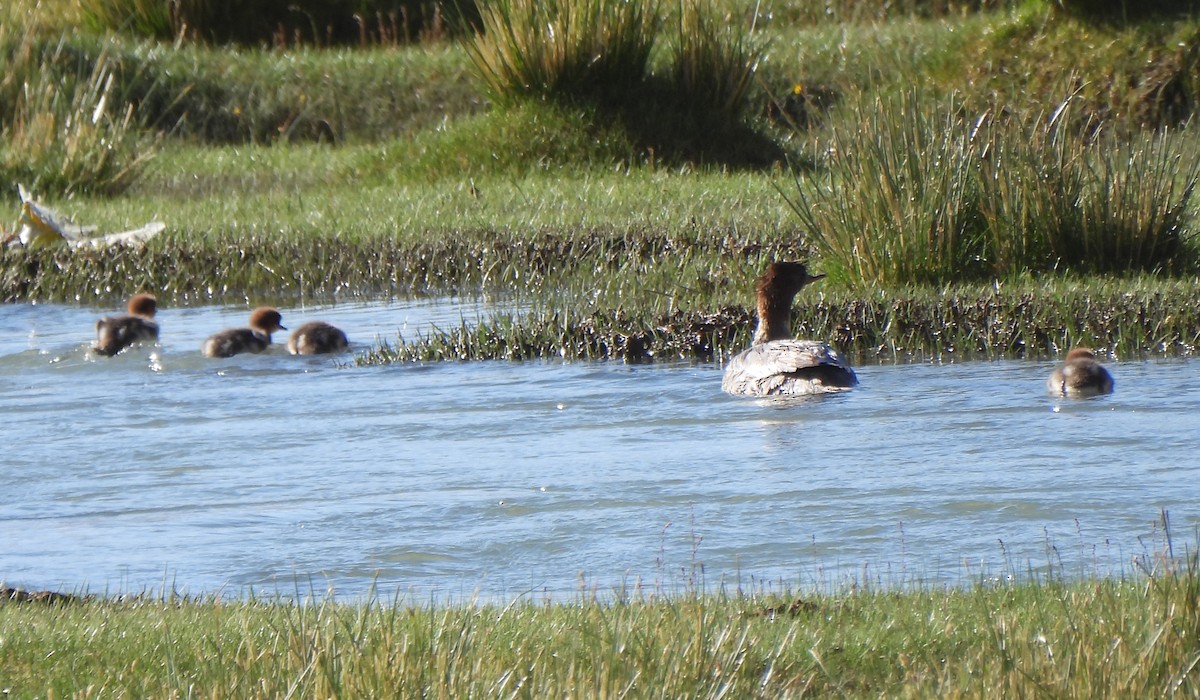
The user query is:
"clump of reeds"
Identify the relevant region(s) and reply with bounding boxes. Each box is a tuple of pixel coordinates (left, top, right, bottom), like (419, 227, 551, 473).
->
(464, 0, 763, 119)
(787, 89, 1200, 286)
(785, 90, 986, 287)
(460, 0, 772, 167)
(463, 0, 659, 105)
(0, 10, 154, 196)
(985, 114, 1197, 274)
(666, 0, 760, 118)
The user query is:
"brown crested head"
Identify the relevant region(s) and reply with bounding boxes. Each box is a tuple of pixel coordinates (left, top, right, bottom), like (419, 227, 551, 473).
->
(755, 261, 824, 302)
(1065, 348, 1098, 362)
(249, 307, 286, 333)
(127, 293, 157, 318)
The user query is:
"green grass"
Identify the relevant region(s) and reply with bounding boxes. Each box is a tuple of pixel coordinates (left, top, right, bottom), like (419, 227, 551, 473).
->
(464, 0, 658, 106)
(663, 0, 762, 119)
(7, 0, 1200, 361)
(103, 38, 483, 144)
(0, 5, 156, 195)
(4, 557, 1200, 697)
(785, 89, 1200, 286)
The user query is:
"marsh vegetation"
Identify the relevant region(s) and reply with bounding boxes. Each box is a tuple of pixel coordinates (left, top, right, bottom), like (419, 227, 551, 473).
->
(5, 0, 1200, 692)
(5, 0, 1200, 368)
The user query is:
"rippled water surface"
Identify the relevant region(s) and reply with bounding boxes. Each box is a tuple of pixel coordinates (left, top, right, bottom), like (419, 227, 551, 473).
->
(3, 300, 1199, 602)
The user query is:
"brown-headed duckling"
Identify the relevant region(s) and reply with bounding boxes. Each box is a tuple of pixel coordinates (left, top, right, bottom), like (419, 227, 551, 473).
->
(1047, 348, 1114, 397)
(287, 321, 349, 355)
(202, 307, 286, 358)
(93, 293, 159, 356)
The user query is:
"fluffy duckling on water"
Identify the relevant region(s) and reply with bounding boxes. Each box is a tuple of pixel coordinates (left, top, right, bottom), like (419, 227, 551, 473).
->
(93, 293, 159, 356)
(722, 262, 857, 397)
(202, 307, 286, 358)
(287, 321, 349, 355)
(1047, 348, 1114, 397)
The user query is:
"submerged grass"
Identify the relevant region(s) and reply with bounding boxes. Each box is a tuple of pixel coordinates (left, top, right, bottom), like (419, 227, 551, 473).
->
(358, 277, 1200, 365)
(4, 556, 1200, 697)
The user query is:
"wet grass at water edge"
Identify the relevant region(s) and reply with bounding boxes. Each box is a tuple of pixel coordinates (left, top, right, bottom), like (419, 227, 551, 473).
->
(6, 228, 1200, 364)
(359, 279, 1200, 365)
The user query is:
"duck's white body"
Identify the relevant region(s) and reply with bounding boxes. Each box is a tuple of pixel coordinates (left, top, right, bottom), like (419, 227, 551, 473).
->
(721, 261, 857, 398)
(723, 339, 857, 397)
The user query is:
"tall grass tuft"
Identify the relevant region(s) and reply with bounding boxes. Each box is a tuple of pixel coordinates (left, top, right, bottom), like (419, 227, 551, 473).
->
(0, 16, 154, 196)
(667, 0, 762, 118)
(464, 0, 659, 105)
(786, 89, 1200, 286)
(784, 90, 986, 287)
(974, 99, 1200, 275)
(1070, 129, 1198, 272)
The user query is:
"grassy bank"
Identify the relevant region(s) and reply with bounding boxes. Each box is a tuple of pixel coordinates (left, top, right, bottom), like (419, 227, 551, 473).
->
(4, 562, 1200, 697)
(6, 0, 1200, 364)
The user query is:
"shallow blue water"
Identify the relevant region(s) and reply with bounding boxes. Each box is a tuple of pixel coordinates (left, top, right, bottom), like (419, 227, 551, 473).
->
(2, 300, 1198, 602)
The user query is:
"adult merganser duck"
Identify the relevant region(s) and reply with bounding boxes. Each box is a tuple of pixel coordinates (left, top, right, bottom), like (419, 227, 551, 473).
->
(93, 293, 159, 356)
(287, 321, 349, 355)
(722, 262, 857, 397)
(202, 307, 286, 358)
(1047, 348, 1113, 397)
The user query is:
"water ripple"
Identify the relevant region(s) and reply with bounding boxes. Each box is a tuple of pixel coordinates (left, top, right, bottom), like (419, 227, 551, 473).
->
(0, 302, 1198, 600)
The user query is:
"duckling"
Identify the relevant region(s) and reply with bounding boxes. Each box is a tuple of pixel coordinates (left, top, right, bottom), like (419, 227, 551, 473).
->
(202, 307, 286, 358)
(1047, 348, 1114, 397)
(93, 293, 159, 356)
(722, 262, 857, 397)
(287, 321, 349, 355)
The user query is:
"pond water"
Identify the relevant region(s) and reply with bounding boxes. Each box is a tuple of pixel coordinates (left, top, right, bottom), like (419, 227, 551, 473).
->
(2, 299, 1198, 603)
